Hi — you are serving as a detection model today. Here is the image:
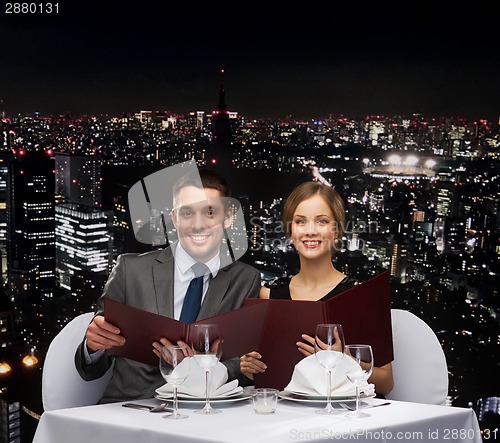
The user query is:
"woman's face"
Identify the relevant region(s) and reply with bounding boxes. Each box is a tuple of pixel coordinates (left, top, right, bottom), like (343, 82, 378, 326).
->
(290, 194, 338, 259)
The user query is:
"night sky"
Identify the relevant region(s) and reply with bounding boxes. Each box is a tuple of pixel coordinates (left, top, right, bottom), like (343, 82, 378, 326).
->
(1, 1, 498, 120)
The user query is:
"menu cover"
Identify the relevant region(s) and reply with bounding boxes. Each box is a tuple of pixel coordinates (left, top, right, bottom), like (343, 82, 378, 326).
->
(244, 271, 393, 391)
(104, 271, 393, 387)
(104, 297, 269, 367)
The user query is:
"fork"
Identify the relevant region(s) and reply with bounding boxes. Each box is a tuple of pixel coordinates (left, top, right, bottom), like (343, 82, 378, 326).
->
(122, 402, 172, 412)
(340, 401, 390, 411)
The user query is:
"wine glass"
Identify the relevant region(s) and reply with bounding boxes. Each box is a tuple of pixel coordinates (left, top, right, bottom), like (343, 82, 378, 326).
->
(314, 323, 345, 414)
(159, 345, 191, 419)
(344, 344, 374, 418)
(190, 324, 223, 414)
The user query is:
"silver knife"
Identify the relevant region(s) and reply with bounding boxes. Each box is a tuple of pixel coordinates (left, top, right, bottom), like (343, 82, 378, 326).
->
(122, 402, 172, 412)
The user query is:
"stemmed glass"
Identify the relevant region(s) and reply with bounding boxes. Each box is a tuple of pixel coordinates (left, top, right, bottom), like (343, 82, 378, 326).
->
(344, 344, 374, 418)
(314, 323, 345, 414)
(159, 345, 191, 419)
(190, 324, 223, 414)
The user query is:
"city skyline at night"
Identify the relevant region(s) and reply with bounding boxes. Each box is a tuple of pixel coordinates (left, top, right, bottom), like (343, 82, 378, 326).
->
(1, 2, 499, 440)
(0, 104, 499, 441)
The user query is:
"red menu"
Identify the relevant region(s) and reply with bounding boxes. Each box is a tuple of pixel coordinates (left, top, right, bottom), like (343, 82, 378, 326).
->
(104, 271, 393, 391)
(104, 298, 269, 367)
(245, 271, 393, 390)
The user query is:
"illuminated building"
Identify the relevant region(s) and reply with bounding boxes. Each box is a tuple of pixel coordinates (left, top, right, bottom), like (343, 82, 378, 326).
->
(369, 193, 384, 211)
(188, 111, 205, 130)
(54, 152, 111, 302)
(6, 150, 56, 300)
(55, 203, 113, 291)
(390, 237, 409, 282)
(434, 217, 446, 254)
(133, 110, 153, 127)
(367, 119, 386, 146)
(0, 154, 8, 278)
(55, 153, 102, 208)
(0, 384, 21, 443)
(434, 173, 459, 218)
(444, 217, 466, 255)
(477, 397, 500, 422)
(0, 290, 16, 351)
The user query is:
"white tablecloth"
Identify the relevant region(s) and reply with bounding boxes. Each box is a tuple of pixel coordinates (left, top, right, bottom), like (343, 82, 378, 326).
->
(33, 397, 482, 443)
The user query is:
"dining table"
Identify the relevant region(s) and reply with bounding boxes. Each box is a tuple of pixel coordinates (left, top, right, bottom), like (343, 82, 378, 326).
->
(32, 391, 483, 443)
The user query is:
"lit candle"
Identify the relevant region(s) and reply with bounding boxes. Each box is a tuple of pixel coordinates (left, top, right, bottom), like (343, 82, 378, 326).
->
(254, 401, 275, 414)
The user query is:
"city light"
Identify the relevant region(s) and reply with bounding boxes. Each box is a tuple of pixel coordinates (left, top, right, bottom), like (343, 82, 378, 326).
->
(0, 362, 12, 374)
(403, 155, 418, 166)
(388, 154, 402, 165)
(22, 355, 39, 367)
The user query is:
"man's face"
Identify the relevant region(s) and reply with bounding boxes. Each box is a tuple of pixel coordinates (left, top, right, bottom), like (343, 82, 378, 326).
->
(172, 186, 231, 263)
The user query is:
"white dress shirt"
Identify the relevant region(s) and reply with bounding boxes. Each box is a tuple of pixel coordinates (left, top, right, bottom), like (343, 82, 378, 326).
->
(172, 242, 220, 320)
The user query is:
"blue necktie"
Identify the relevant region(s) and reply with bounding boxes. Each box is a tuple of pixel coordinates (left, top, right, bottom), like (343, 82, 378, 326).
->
(180, 263, 209, 323)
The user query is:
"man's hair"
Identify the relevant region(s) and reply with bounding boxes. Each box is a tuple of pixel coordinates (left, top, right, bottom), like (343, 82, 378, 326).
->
(173, 168, 231, 200)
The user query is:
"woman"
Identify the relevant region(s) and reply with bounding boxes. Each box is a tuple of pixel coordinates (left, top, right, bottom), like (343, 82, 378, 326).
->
(240, 181, 394, 396)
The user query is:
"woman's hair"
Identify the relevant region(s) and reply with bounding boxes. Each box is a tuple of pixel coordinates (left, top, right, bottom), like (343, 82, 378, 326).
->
(282, 181, 346, 239)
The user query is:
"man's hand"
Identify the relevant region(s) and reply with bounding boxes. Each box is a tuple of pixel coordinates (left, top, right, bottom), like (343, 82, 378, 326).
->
(240, 351, 267, 380)
(86, 315, 125, 352)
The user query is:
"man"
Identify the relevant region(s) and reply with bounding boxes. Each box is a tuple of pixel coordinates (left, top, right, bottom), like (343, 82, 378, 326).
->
(75, 168, 261, 403)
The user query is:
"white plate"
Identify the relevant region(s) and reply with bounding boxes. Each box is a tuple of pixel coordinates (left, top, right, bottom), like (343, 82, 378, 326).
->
(155, 393, 251, 403)
(279, 390, 376, 403)
(155, 387, 243, 401)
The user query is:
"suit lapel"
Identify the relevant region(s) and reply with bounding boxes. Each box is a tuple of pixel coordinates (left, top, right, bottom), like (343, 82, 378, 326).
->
(152, 247, 175, 317)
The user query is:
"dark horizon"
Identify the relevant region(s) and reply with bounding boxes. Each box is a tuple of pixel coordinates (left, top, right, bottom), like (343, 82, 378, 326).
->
(2, 101, 498, 124)
(1, 2, 498, 122)
(1, 64, 498, 123)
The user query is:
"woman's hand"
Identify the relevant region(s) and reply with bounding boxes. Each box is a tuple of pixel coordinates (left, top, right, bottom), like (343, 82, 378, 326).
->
(297, 334, 315, 356)
(152, 338, 192, 359)
(298, 326, 343, 356)
(240, 351, 267, 380)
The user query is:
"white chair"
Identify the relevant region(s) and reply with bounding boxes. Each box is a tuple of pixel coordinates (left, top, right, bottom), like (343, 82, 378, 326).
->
(386, 308, 449, 405)
(42, 312, 114, 411)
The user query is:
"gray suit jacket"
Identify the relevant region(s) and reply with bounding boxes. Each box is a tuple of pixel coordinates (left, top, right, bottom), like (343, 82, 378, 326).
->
(75, 245, 261, 403)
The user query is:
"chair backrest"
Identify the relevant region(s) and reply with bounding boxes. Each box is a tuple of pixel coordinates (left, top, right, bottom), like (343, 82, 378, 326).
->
(386, 308, 449, 405)
(42, 312, 114, 411)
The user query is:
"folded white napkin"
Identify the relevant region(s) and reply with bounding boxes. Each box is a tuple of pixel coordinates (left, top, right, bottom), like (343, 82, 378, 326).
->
(285, 354, 375, 397)
(156, 358, 242, 398)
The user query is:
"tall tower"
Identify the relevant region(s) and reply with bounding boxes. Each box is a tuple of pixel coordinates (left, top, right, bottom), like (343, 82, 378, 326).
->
(0, 153, 9, 278)
(54, 153, 112, 311)
(208, 70, 233, 184)
(6, 150, 56, 303)
(55, 152, 102, 207)
(55, 203, 112, 310)
(434, 173, 460, 218)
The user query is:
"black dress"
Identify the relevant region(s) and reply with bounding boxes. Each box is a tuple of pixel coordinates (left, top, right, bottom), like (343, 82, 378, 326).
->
(267, 276, 360, 301)
(267, 275, 390, 399)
